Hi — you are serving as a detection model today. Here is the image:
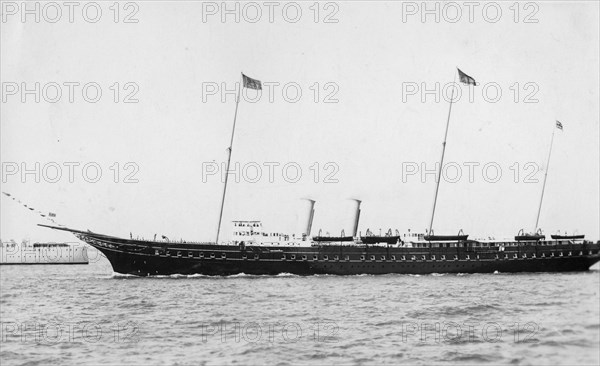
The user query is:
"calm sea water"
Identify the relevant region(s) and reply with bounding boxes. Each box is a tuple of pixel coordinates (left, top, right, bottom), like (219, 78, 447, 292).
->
(1, 253, 599, 366)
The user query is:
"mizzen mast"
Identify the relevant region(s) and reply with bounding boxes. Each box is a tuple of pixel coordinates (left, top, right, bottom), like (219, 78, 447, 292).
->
(534, 120, 563, 232)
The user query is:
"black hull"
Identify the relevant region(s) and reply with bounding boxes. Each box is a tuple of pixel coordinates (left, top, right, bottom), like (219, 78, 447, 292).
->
(98, 246, 600, 277)
(38, 225, 600, 277)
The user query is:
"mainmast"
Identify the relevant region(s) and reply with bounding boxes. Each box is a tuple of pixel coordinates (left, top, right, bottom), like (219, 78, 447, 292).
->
(215, 73, 262, 243)
(428, 68, 477, 235)
(534, 120, 563, 232)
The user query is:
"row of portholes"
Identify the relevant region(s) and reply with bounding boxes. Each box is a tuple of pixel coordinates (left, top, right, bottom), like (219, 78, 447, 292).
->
(154, 250, 594, 260)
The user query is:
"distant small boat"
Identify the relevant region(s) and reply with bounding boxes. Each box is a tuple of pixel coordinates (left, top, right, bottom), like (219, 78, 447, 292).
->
(0, 240, 88, 265)
(423, 235, 468, 241)
(361, 236, 400, 244)
(551, 235, 585, 240)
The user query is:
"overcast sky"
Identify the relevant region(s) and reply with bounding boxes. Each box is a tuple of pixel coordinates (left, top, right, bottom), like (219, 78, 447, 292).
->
(2, 1, 599, 243)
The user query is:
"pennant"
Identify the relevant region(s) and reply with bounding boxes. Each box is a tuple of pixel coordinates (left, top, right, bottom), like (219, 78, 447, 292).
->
(556, 120, 563, 130)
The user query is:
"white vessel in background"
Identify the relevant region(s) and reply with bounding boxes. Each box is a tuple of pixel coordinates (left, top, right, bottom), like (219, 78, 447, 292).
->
(0, 240, 88, 265)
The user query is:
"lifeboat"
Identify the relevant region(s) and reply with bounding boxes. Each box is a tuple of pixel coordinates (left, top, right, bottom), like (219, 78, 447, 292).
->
(423, 235, 469, 241)
(551, 234, 585, 240)
(312, 236, 354, 242)
(515, 229, 544, 241)
(361, 236, 400, 244)
(424, 229, 468, 241)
